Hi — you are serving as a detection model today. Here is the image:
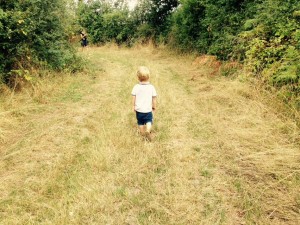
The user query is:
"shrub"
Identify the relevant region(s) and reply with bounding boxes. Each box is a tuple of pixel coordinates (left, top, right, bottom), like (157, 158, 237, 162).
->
(0, 0, 81, 85)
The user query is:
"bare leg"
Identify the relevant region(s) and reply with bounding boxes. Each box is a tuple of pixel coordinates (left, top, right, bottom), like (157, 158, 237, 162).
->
(138, 125, 145, 135)
(145, 122, 152, 141)
(145, 122, 152, 133)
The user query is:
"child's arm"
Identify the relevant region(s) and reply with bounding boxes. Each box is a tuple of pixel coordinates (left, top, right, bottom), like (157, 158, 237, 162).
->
(152, 96, 157, 111)
(132, 96, 136, 112)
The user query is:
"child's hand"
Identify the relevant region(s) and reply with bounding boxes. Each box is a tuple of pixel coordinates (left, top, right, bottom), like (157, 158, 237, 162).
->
(133, 106, 135, 112)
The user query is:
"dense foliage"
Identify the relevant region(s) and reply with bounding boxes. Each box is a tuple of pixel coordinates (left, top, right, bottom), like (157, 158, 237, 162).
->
(78, 0, 300, 108)
(78, 1, 135, 45)
(1, 0, 299, 107)
(239, 1, 300, 96)
(235, 0, 300, 107)
(0, 0, 80, 84)
(77, 0, 178, 45)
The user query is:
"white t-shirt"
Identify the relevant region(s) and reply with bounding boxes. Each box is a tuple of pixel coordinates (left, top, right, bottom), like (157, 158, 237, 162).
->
(131, 82, 157, 113)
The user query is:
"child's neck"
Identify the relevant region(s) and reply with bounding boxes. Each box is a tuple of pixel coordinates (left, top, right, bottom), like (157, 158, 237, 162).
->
(140, 81, 150, 84)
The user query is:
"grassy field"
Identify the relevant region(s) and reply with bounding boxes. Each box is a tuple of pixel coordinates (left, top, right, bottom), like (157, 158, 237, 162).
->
(0, 45, 299, 224)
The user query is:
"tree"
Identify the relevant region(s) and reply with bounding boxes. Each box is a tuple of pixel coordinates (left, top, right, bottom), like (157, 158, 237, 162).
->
(134, 0, 179, 40)
(78, 0, 136, 45)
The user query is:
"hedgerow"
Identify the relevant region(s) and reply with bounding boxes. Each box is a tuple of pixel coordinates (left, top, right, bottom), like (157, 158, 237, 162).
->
(0, 0, 81, 85)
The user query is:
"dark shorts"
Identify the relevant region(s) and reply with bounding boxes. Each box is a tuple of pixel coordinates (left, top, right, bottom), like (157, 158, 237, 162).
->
(81, 39, 88, 47)
(136, 112, 153, 125)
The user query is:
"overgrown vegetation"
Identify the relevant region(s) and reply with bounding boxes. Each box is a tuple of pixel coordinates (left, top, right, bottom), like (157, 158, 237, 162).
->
(1, 0, 299, 107)
(0, 0, 81, 86)
(77, 0, 300, 109)
(77, 0, 178, 45)
(237, 0, 300, 108)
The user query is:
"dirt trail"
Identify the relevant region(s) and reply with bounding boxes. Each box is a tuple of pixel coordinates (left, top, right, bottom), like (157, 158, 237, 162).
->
(0, 46, 299, 224)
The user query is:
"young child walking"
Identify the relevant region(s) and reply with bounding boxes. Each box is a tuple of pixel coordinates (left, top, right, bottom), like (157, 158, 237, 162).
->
(131, 66, 157, 140)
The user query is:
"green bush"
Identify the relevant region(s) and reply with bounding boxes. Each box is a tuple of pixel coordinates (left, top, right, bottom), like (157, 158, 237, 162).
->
(0, 0, 81, 84)
(238, 0, 300, 91)
(169, 0, 255, 60)
(78, 1, 136, 46)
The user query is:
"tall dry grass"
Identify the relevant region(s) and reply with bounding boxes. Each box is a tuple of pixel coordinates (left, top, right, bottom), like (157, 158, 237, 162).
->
(0, 45, 299, 224)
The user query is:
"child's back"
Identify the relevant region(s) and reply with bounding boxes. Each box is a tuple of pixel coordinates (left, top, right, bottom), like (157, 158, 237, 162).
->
(132, 83, 156, 113)
(131, 66, 157, 140)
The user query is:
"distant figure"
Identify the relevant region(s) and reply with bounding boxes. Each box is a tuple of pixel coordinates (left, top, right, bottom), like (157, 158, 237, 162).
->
(131, 66, 157, 141)
(80, 31, 88, 47)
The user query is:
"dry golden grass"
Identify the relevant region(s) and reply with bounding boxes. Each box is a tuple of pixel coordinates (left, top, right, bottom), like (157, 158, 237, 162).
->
(0, 45, 299, 224)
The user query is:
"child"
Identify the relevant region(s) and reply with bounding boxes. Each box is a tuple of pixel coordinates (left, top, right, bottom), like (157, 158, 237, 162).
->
(131, 66, 157, 140)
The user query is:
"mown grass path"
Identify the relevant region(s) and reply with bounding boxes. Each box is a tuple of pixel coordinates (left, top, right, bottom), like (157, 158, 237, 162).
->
(0, 46, 299, 224)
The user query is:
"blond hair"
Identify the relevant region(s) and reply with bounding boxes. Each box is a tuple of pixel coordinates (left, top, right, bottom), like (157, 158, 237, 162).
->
(137, 66, 150, 82)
